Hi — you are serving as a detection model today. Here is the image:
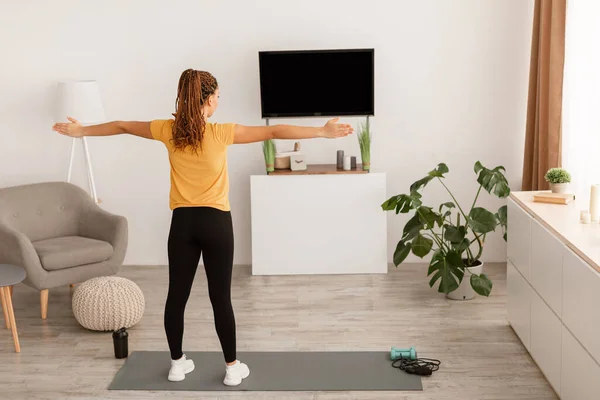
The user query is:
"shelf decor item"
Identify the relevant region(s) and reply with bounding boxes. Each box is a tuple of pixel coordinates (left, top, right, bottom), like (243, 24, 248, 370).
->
(343, 155, 351, 171)
(582, 212, 591, 224)
(381, 161, 510, 300)
(262, 139, 276, 173)
(544, 167, 571, 193)
(336, 150, 344, 170)
(357, 121, 371, 171)
(533, 192, 574, 205)
(290, 153, 307, 171)
(274, 141, 302, 170)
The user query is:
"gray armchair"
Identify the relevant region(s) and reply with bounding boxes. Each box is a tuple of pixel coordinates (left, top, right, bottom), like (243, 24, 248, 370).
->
(0, 182, 128, 319)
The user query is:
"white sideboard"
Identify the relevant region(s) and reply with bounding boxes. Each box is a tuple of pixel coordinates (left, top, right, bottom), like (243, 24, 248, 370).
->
(250, 172, 387, 275)
(507, 191, 600, 399)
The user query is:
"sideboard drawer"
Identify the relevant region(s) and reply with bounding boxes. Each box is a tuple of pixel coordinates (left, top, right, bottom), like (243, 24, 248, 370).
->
(507, 199, 532, 281)
(507, 260, 531, 351)
(562, 248, 600, 364)
(561, 325, 600, 400)
(531, 219, 564, 317)
(530, 289, 562, 395)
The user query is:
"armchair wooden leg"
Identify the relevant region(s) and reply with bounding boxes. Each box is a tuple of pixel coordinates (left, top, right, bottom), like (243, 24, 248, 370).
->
(0, 287, 10, 330)
(69, 284, 75, 288)
(2, 287, 19, 352)
(40, 289, 49, 320)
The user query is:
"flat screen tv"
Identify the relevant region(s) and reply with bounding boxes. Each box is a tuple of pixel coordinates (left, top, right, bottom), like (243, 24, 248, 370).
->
(258, 48, 374, 119)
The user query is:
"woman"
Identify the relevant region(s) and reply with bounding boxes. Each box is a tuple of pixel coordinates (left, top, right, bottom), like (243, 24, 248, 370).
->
(52, 69, 353, 385)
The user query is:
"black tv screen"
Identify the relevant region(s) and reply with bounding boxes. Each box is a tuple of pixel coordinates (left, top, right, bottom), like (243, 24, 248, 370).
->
(258, 49, 374, 118)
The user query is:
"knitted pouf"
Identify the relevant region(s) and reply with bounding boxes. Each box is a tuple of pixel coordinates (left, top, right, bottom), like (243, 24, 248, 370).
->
(72, 276, 145, 331)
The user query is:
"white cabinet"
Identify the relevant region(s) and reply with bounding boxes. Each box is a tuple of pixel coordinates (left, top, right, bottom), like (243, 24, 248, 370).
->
(507, 192, 600, 399)
(507, 198, 531, 280)
(562, 248, 600, 363)
(530, 290, 562, 395)
(561, 326, 600, 400)
(250, 173, 387, 275)
(507, 260, 531, 351)
(531, 219, 564, 316)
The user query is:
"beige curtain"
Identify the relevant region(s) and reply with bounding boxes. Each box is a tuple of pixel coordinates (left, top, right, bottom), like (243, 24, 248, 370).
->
(522, 0, 567, 191)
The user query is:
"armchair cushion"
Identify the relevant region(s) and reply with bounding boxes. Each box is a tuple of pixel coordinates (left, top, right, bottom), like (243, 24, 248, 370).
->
(32, 236, 113, 271)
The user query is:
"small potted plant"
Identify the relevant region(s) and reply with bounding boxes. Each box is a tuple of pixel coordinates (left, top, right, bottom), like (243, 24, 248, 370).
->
(381, 161, 510, 300)
(544, 168, 571, 193)
(357, 121, 371, 171)
(262, 139, 276, 173)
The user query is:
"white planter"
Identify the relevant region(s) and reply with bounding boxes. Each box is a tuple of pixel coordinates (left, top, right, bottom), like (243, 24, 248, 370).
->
(446, 262, 484, 301)
(550, 183, 568, 194)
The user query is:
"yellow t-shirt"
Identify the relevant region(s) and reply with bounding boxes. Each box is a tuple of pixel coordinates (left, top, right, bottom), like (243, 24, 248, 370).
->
(150, 119, 236, 211)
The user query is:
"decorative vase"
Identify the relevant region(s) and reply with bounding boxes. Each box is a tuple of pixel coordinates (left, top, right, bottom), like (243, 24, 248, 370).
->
(274, 154, 291, 170)
(337, 150, 344, 169)
(446, 261, 484, 301)
(550, 183, 568, 194)
(343, 155, 351, 171)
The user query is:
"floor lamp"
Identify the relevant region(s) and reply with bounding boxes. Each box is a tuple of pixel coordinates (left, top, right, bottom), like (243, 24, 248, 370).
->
(54, 80, 105, 204)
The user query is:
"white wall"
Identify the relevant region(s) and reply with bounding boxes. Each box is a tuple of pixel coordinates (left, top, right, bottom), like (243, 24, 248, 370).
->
(0, 0, 534, 266)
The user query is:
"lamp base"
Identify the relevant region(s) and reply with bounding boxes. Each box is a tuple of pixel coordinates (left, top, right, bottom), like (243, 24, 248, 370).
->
(67, 137, 98, 204)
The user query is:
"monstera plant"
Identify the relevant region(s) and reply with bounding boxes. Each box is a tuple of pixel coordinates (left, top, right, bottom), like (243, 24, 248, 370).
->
(381, 162, 510, 297)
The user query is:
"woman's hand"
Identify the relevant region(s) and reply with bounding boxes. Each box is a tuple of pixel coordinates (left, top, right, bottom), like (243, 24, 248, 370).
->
(320, 117, 354, 138)
(52, 117, 85, 137)
(51, 119, 152, 139)
(233, 117, 354, 144)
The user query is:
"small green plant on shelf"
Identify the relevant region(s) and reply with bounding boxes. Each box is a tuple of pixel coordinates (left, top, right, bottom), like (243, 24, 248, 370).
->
(262, 139, 276, 173)
(544, 168, 571, 184)
(381, 162, 510, 297)
(357, 121, 371, 171)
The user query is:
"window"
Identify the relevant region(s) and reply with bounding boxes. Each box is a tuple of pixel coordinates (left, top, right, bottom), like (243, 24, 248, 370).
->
(562, 1, 600, 199)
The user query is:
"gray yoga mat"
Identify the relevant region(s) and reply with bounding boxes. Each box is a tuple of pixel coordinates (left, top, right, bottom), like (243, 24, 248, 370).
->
(108, 351, 423, 391)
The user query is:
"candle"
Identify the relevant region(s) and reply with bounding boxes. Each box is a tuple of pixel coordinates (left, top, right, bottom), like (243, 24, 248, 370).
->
(582, 213, 591, 224)
(351, 156, 357, 169)
(336, 150, 344, 170)
(590, 185, 600, 222)
(343, 155, 351, 171)
(581, 210, 590, 222)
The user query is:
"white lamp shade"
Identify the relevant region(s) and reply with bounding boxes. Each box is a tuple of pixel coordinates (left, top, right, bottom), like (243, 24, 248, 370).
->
(55, 80, 106, 124)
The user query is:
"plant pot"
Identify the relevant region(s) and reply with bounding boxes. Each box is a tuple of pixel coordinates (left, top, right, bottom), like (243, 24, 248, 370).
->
(550, 183, 568, 194)
(446, 261, 484, 301)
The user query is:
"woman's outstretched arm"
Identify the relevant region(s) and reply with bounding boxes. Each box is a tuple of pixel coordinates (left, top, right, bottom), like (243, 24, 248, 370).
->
(52, 117, 152, 139)
(233, 117, 353, 144)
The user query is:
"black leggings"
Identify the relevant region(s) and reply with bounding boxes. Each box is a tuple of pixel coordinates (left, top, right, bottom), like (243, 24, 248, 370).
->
(164, 206, 236, 363)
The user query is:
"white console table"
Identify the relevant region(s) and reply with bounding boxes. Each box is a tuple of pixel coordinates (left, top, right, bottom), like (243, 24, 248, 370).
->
(250, 166, 387, 275)
(507, 191, 600, 399)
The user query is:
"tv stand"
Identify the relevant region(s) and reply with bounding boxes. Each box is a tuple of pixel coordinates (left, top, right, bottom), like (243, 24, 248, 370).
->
(267, 164, 367, 175)
(250, 171, 387, 275)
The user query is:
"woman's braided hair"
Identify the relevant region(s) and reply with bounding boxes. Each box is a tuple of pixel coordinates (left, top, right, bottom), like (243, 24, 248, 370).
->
(172, 69, 218, 153)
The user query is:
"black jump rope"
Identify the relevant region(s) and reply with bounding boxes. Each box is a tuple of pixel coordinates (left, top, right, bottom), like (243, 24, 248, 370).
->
(392, 356, 441, 376)
(390, 347, 440, 376)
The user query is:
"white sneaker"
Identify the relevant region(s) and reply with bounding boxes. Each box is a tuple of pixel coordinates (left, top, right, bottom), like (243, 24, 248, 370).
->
(168, 354, 195, 382)
(223, 360, 250, 386)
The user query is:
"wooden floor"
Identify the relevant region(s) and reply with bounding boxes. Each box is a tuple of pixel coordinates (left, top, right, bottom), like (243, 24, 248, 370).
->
(0, 263, 556, 400)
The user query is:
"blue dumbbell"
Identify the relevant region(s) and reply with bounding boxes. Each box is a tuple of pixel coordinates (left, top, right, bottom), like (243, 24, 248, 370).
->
(390, 346, 417, 360)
